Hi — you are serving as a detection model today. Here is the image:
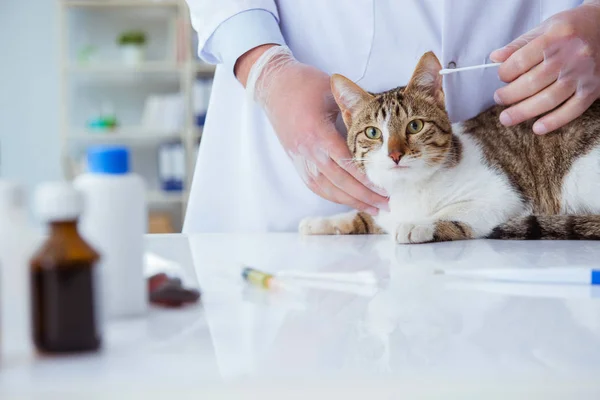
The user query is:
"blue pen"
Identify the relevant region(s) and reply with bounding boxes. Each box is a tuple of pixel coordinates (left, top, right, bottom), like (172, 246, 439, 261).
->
(436, 267, 600, 285)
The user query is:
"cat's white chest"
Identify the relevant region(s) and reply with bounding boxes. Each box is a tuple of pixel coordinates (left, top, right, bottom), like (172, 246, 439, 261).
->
(375, 186, 441, 234)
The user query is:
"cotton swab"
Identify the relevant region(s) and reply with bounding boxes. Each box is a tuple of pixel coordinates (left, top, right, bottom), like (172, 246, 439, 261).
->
(445, 280, 600, 299)
(439, 62, 501, 75)
(435, 267, 600, 285)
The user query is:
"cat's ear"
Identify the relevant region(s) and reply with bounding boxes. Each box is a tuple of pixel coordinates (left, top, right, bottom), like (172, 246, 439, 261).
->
(406, 52, 445, 108)
(331, 74, 373, 126)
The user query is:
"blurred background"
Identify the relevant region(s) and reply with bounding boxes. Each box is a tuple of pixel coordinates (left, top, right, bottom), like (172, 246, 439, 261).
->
(0, 0, 214, 232)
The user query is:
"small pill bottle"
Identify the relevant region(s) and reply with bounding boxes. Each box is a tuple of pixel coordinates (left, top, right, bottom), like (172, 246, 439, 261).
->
(30, 182, 101, 354)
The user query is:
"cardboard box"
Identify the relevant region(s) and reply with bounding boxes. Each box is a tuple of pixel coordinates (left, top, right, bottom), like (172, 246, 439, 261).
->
(148, 212, 175, 234)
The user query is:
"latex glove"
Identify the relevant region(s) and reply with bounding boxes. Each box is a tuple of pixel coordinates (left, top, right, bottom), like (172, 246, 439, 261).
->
(245, 45, 389, 215)
(490, 2, 600, 134)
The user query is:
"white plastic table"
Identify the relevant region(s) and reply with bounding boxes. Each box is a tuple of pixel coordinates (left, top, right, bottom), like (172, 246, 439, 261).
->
(2, 234, 600, 399)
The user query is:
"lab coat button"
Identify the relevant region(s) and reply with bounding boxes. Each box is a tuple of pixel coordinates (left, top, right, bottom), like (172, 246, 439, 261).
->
(447, 61, 457, 69)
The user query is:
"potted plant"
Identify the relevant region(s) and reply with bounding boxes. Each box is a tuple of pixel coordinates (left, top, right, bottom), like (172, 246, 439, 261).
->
(117, 30, 147, 66)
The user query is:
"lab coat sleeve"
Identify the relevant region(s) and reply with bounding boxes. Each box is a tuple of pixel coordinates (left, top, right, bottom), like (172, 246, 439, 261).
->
(186, 1, 285, 68)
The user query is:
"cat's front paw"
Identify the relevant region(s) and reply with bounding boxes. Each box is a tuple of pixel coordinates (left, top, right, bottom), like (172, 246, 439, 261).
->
(299, 211, 377, 235)
(395, 222, 435, 244)
(299, 217, 341, 235)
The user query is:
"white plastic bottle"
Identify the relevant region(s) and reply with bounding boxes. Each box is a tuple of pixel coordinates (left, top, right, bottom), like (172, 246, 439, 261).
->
(74, 146, 147, 320)
(0, 180, 38, 361)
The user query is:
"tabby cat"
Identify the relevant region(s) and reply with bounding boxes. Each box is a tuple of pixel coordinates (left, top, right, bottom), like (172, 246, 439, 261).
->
(299, 52, 600, 243)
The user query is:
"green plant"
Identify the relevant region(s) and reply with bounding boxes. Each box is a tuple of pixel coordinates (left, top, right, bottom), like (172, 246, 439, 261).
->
(118, 30, 147, 46)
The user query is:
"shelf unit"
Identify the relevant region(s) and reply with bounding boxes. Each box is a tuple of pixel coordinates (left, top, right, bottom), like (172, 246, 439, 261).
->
(147, 189, 190, 204)
(65, 61, 215, 74)
(58, 0, 213, 224)
(68, 127, 191, 144)
(64, 0, 182, 7)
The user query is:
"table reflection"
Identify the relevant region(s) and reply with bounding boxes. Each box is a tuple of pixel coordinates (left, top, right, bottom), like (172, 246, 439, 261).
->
(189, 235, 600, 380)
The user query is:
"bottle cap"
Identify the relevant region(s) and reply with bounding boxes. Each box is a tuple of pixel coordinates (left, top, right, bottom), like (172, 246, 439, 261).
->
(87, 146, 130, 175)
(34, 182, 83, 222)
(0, 180, 24, 210)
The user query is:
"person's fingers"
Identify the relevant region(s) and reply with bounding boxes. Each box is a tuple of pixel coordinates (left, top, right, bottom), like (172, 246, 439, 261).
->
(497, 34, 548, 83)
(532, 93, 597, 135)
(319, 157, 390, 212)
(304, 174, 334, 202)
(307, 173, 379, 216)
(490, 47, 515, 64)
(499, 79, 577, 127)
(494, 61, 559, 106)
(490, 29, 542, 63)
(327, 142, 389, 197)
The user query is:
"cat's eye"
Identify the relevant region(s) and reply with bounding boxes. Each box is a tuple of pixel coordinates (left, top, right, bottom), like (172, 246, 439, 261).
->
(407, 119, 424, 134)
(365, 127, 382, 140)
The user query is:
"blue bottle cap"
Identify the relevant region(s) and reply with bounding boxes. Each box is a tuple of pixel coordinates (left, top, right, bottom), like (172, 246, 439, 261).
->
(87, 146, 130, 175)
(592, 270, 600, 285)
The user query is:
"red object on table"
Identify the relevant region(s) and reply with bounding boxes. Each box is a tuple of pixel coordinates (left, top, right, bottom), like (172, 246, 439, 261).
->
(147, 273, 200, 308)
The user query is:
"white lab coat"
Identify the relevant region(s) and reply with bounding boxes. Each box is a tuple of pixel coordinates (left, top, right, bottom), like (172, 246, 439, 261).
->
(184, 0, 582, 233)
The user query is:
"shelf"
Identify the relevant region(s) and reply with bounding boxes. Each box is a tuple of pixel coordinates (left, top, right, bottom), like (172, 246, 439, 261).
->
(192, 127, 202, 141)
(62, 0, 180, 8)
(65, 62, 215, 77)
(67, 62, 182, 74)
(68, 128, 182, 144)
(148, 190, 187, 204)
(195, 62, 216, 75)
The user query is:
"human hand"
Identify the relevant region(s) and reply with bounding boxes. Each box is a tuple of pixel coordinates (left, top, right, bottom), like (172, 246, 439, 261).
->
(243, 45, 389, 215)
(490, 3, 600, 134)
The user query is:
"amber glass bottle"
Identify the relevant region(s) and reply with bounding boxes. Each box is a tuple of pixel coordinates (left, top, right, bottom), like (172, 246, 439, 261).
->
(30, 182, 101, 353)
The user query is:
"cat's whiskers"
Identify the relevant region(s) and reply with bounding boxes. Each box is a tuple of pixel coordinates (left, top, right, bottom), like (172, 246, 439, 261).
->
(423, 154, 443, 167)
(339, 158, 377, 170)
(399, 156, 419, 165)
(340, 158, 371, 162)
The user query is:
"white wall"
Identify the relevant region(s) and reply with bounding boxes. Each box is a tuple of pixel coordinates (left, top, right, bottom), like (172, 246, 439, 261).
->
(0, 0, 62, 197)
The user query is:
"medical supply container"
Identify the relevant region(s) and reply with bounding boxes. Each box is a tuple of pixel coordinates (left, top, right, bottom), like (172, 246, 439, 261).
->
(31, 182, 101, 353)
(74, 146, 147, 319)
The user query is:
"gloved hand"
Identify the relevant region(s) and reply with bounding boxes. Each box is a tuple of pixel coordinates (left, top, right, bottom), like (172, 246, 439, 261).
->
(244, 45, 389, 215)
(490, 2, 600, 134)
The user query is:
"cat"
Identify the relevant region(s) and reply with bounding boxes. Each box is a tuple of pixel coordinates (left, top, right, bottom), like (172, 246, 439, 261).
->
(299, 51, 600, 243)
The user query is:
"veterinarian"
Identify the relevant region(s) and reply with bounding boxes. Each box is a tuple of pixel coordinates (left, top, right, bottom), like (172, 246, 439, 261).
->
(183, 0, 600, 233)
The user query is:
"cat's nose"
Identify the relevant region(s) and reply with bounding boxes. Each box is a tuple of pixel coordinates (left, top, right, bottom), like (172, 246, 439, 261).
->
(389, 151, 403, 164)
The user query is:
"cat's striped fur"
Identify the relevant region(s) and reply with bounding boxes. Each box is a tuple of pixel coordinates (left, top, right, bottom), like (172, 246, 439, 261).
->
(299, 52, 600, 243)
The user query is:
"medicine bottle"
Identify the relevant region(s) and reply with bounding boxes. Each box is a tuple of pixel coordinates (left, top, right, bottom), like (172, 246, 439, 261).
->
(30, 182, 101, 353)
(0, 180, 38, 361)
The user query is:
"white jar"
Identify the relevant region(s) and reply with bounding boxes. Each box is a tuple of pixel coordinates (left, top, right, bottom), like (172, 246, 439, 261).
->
(120, 44, 145, 66)
(74, 146, 147, 320)
(0, 180, 38, 361)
